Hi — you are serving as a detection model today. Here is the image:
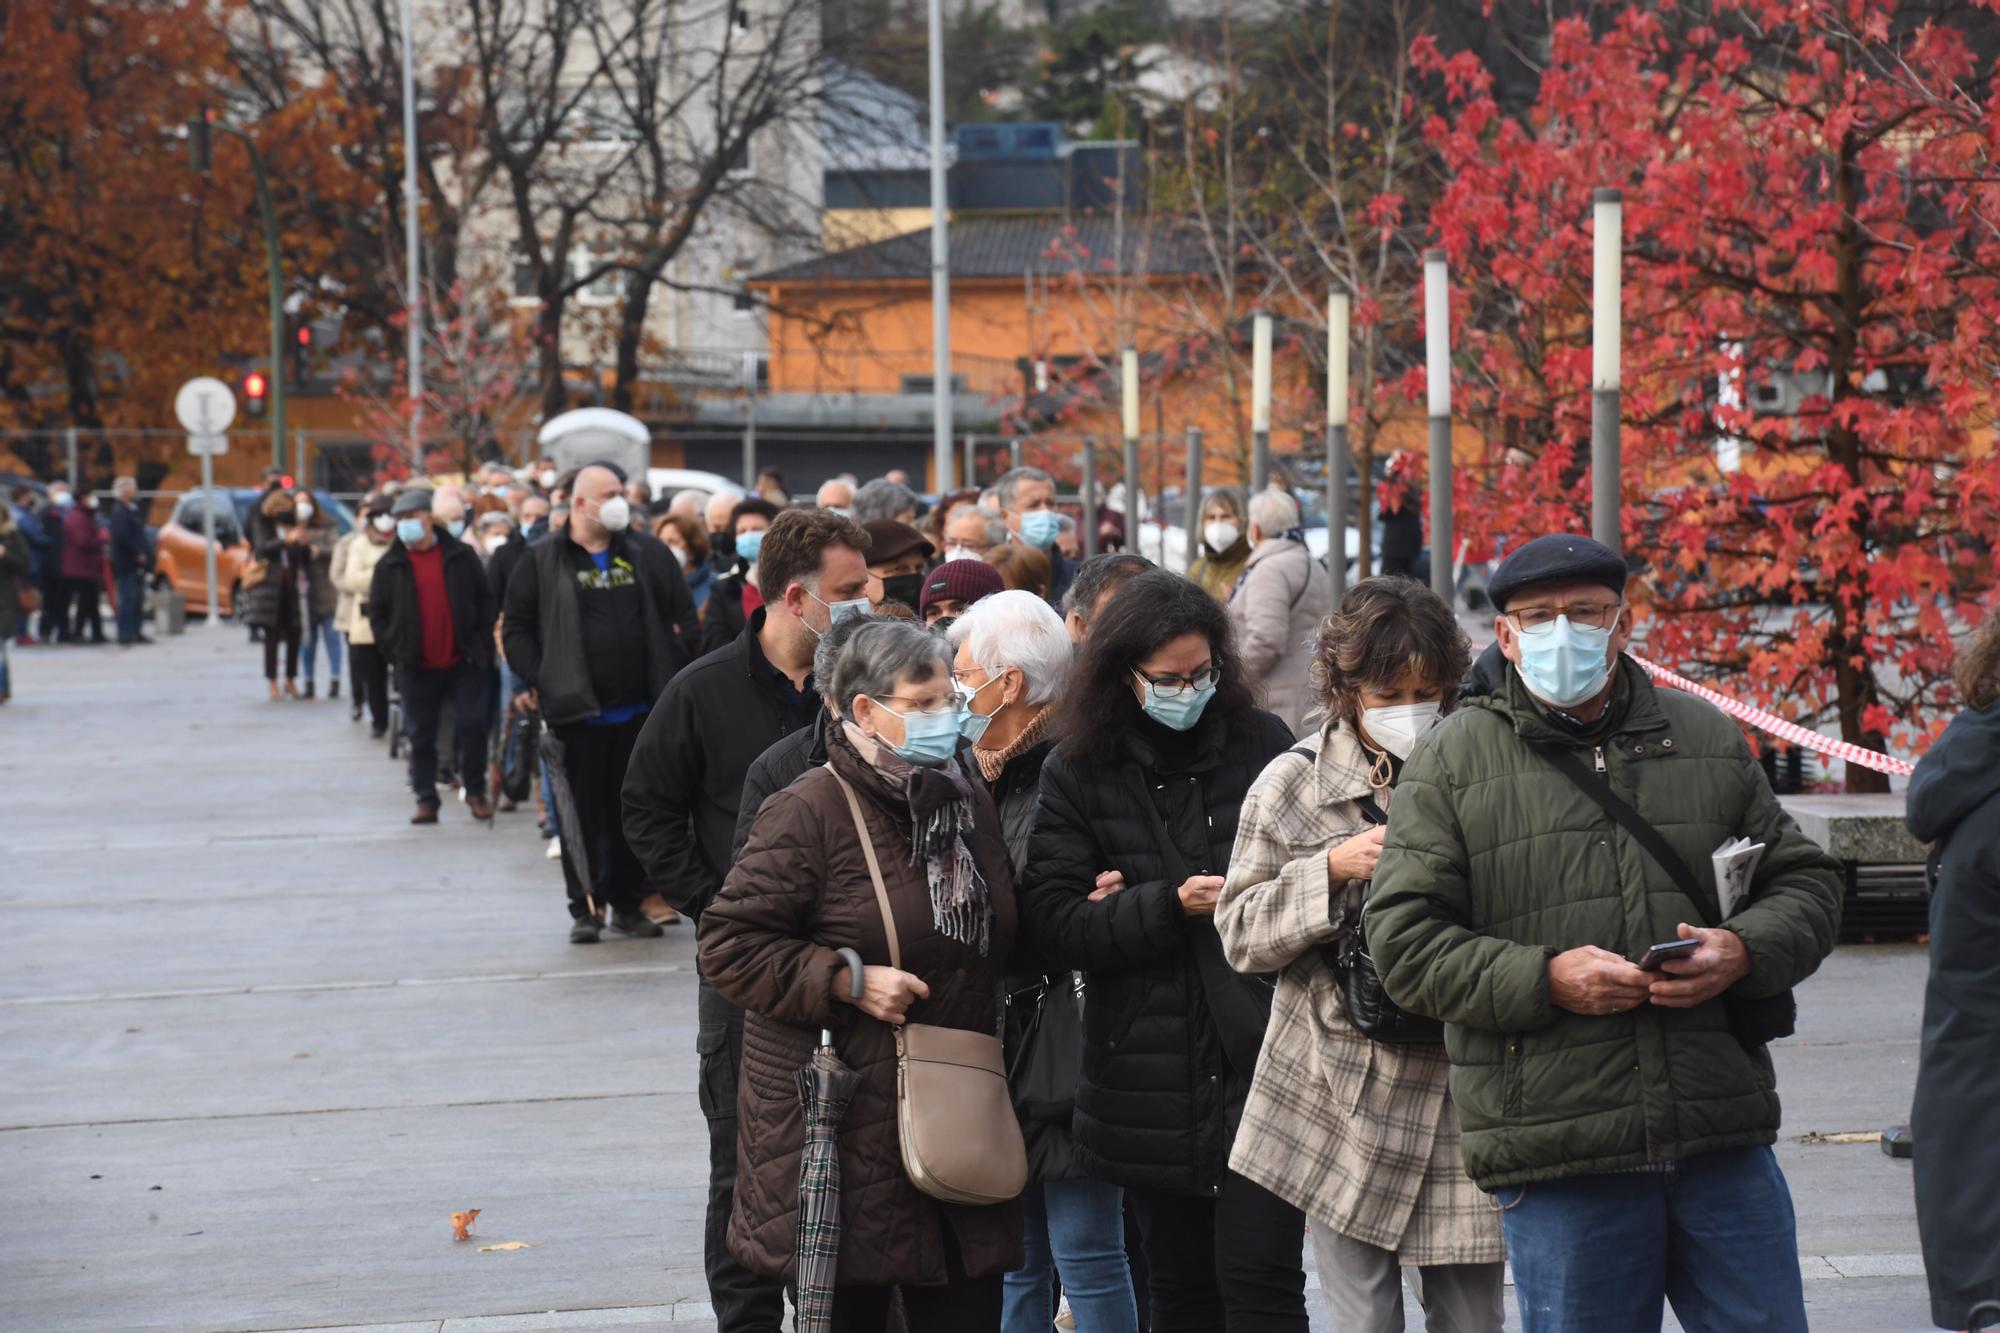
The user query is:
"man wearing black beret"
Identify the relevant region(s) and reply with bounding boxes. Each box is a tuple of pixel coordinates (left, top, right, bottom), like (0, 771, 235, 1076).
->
(1366, 533, 1844, 1330)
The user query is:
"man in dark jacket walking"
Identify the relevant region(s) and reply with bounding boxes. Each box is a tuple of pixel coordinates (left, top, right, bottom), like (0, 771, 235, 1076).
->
(1369, 534, 1843, 1333)
(622, 506, 870, 1333)
(1906, 617, 2000, 1333)
(505, 464, 697, 943)
(368, 488, 497, 825)
(108, 476, 153, 646)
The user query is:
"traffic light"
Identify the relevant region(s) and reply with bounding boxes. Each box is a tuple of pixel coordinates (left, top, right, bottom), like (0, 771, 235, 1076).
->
(187, 108, 213, 173)
(291, 324, 313, 385)
(243, 370, 268, 420)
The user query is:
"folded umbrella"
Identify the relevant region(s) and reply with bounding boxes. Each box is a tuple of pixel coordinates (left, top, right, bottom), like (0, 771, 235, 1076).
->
(794, 947, 866, 1333)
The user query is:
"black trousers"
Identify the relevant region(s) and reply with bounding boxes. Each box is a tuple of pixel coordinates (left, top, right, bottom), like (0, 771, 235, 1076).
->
(404, 661, 490, 806)
(830, 1225, 1000, 1332)
(350, 641, 389, 731)
(1129, 1171, 1308, 1332)
(550, 716, 649, 919)
(698, 978, 789, 1332)
(263, 623, 301, 680)
(70, 575, 104, 642)
(38, 572, 69, 640)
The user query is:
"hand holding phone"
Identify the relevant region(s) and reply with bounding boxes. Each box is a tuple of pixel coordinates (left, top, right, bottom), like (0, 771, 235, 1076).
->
(1637, 939, 1701, 971)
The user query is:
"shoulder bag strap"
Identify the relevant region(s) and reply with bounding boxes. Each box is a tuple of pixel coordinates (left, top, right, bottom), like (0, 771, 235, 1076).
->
(825, 763, 902, 970)
(1532, 743, 1716, 927)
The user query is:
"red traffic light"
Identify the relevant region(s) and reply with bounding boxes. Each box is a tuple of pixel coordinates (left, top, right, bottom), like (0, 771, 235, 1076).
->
(296, 326, 312, 347)
(243, 370, 268, 419)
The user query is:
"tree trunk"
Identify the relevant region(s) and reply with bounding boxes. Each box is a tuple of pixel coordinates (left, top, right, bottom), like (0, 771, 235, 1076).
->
(609, 267, 657, 414)
(1828, 127, 1888, 795)
(535, 298, 566, 420)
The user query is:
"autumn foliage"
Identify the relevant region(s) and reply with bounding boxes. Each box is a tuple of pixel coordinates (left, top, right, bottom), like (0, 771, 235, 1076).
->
(1419, 0, 2000, 790)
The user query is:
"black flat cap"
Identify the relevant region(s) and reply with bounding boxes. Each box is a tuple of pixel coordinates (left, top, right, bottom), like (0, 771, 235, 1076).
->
(1487, 534, 1626, 611)
(390, 488, 434, 517)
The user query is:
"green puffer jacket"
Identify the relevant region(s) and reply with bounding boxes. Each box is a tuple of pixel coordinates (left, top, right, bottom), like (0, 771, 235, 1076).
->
(1367, 657, 1843, 1190)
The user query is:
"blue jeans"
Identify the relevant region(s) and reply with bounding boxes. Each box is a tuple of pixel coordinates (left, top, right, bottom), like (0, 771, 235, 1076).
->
(1003, 1178, 1139, 1333)
(1498, 1146, 1806, 1333)
(301, 613, 342, 682)
(115, 572, 145, 643)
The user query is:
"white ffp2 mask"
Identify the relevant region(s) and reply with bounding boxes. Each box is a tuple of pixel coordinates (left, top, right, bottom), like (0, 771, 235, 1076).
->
(1359, 702, 1443, 760)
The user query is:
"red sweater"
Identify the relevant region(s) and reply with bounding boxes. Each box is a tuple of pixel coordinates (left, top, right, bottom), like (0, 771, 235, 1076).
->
(407, 541, 461, 671)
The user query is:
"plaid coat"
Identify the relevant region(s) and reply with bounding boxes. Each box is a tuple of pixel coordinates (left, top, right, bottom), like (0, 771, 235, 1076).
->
(1215, 722, 1503, 1264)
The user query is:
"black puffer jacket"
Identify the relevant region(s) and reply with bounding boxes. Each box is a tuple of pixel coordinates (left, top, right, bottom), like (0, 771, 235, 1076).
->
(1021, 706, 1294, 1194)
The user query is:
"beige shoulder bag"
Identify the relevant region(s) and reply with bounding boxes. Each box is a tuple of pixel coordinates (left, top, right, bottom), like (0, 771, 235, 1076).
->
(825, 765, 1028, 1207)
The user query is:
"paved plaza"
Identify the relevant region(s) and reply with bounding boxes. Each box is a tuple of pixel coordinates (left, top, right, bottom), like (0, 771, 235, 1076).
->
(0, 631, 1941, 1332)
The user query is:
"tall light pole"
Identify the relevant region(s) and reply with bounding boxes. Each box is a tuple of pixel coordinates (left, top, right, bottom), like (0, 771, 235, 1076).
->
(1250, 311, 1272, 491)
(1121, 346, 1141, 534)
(926, 0, 952, 492)
(1423, 249, 1453, 607)
(1326, 288, 1350, 599)
(1591, 187, 1623, 553)
(398, 0, 424, 464)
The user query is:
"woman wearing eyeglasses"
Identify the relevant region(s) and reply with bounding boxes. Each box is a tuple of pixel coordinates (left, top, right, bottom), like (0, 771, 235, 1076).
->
(1020, 569, 1304, 1331)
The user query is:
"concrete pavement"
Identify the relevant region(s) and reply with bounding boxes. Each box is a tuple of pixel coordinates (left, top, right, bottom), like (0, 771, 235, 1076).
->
(0, 630, 1942, 1332)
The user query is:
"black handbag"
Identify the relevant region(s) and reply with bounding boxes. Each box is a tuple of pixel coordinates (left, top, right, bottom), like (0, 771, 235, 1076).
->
(1006, 973, 1085, 1125)
(1532, 744, 1797, 1049)
(1321, 793, 1445, 1045)
(500, 705, 541, 803)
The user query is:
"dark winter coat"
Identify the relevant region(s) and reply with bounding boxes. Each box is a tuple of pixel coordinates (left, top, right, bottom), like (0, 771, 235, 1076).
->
(486, 531, 530, 605)
(1906, 700, 2000, 1330)
(1020, 706, 1295, 1194)
(621, 609, 822, 919)
(0, 514, 29, 638)
(242, 527, 308, 632)
(60, 505, 106, 583)
(1367, 657, 1845, 1190)
(108, 500, 152, 578)
(365, 531, 497, 675)
(300, 518, 338, 620)
(700, 566, 753, 656)
(982, 724, 1080, 1182)
(731, 711, 831, 862)
(698, 738, 1023, 1286)
(501, 528, 697, 727)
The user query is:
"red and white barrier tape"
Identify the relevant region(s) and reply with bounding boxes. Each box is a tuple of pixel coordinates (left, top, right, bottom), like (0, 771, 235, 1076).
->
(1628, 654, 1915, 778)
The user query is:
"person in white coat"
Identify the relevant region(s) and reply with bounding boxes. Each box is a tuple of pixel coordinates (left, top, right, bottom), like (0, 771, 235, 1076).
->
(1227, 489, 1330, 736)
(333, 495, 395, 736)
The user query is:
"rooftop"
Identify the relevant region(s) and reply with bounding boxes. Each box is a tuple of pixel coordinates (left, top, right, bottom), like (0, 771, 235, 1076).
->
(752, 214, 1209, 285)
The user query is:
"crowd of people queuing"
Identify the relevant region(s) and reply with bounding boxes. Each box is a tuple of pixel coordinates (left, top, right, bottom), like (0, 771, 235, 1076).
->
(179, 451, 1991, 1332)
(3, 476, 160, 702)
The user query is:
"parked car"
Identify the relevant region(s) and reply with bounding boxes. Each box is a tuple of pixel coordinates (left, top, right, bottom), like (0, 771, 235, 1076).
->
(153, 488, 355, 618)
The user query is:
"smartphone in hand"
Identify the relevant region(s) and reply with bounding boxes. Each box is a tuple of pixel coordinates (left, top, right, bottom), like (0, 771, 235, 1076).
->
(1637, 939, 1701, 971)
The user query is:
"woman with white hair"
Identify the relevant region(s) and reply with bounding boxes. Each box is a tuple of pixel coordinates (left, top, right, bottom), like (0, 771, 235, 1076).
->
(1228, 489, 1331, 736)
(951, 591, 1140, 1333)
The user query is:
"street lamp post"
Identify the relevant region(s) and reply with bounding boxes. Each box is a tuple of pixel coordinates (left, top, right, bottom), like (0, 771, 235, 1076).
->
(1250, 311, 1272, 492)
(925, 0, 952, 492)
(191, 116, 286, 473)
(1423, 249, 1454, 607)
(1121, 347, 1141, 538)
(398, 0, 425, 465)
(1326, 288, 1350, 600)
(1592, 188, 1623, 554)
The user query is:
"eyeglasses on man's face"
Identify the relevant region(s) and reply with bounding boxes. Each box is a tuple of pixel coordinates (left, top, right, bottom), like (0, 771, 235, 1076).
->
(1506, 601, 1624, 635)
(1132, 664, 1223, 697)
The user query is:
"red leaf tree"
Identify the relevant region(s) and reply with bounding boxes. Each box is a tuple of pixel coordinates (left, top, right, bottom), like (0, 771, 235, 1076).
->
(1419, 0, 2000, 791)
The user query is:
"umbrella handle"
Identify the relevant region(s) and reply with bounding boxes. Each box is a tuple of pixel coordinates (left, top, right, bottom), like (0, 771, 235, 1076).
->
(835, 947, 865, 1000)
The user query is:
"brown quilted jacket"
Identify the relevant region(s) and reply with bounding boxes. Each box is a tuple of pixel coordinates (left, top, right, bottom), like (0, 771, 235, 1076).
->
(698, 736, 1023, 1286)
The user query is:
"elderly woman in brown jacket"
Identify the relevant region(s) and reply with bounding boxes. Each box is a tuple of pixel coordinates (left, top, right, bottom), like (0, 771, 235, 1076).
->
(1215, 577, 1503, 1332)
(700, 618, 1022, 1330)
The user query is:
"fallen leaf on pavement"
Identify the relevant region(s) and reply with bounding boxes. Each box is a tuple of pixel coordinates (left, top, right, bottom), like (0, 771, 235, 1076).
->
(451, 1209, 481, 1241)
(478, 1242, 535, 1252)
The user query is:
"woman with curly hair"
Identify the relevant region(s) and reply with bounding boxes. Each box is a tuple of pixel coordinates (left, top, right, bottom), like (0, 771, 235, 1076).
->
(1020, 569, 1303, 1330)
(1215, 576, 1502, 1332)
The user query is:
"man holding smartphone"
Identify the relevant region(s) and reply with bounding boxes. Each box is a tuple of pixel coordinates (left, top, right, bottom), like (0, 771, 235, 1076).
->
(1368, 534, 1844, 1333)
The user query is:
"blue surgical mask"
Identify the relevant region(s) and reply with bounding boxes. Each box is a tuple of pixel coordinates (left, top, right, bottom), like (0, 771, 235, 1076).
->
(1513, 615, 1614, 709)
(396, 517, 428, 545)
(734, 530, 764, 565)
(446, 519, 466, 539)
(1018, 509, 1059, 549)
(1132, 670, 1216, 732)
(873, 700, 961, 767)
(808, 590, 871, 636)
(956, 673, 1005, 746)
